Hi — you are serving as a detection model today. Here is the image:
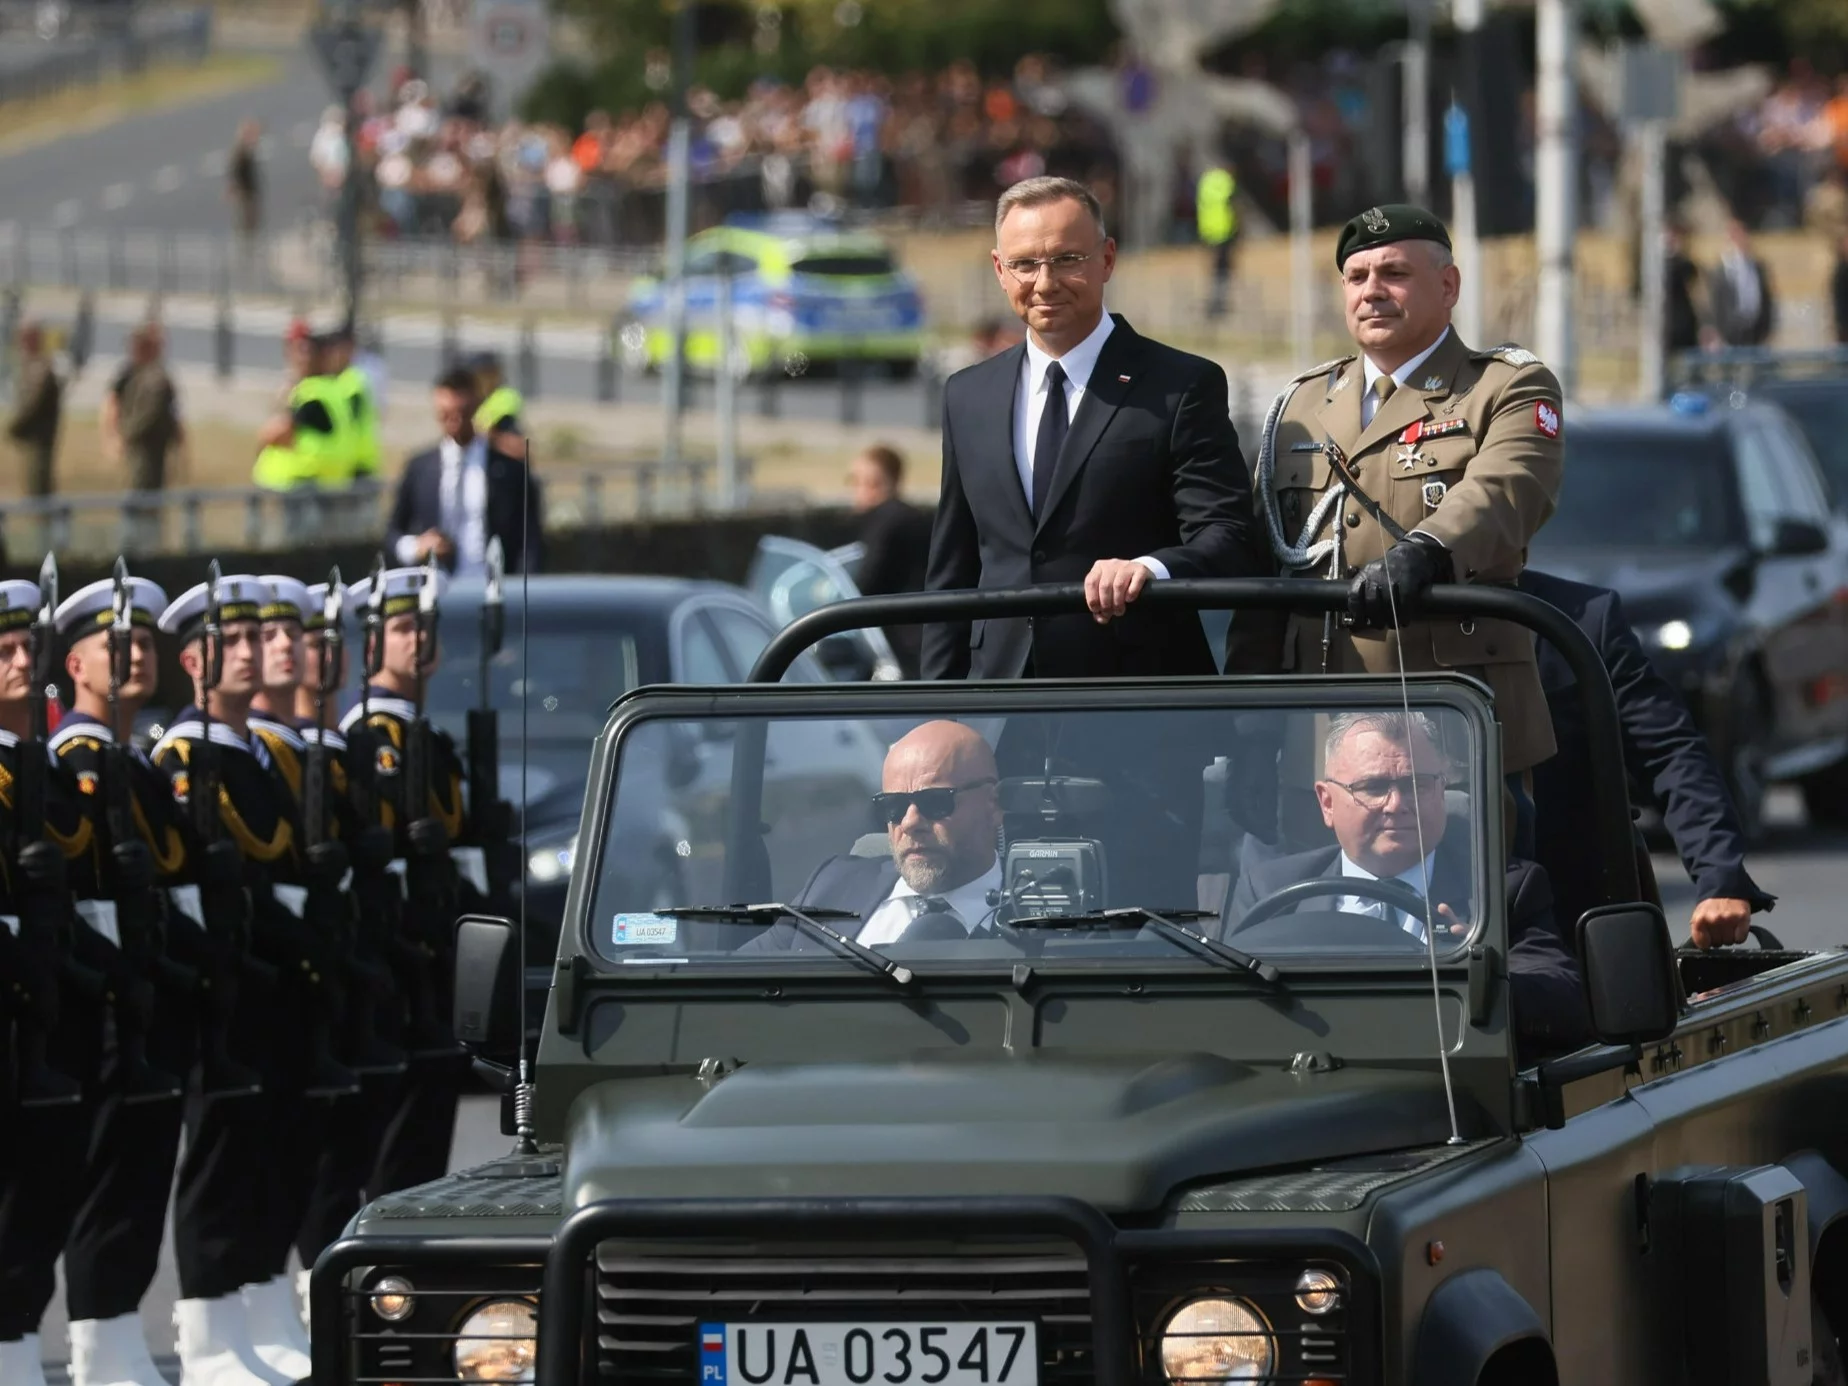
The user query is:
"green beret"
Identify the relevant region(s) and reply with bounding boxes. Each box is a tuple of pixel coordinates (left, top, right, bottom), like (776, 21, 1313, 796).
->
(1335, 204, 1452, 269)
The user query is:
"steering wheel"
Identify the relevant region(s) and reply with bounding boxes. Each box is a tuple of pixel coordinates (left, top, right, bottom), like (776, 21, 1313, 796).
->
(1228, 875, 1437, 950)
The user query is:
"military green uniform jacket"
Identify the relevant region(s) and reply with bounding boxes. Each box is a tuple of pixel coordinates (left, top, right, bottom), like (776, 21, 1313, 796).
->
(1228, 330, 1564, 773)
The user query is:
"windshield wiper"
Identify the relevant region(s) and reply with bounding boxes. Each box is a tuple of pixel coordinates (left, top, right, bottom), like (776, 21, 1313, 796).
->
(1010, 906, 1282, 987)
(657, 903, 916, 987)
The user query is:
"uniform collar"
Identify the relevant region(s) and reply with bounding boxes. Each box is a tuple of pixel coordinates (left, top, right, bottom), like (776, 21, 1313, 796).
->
(1361, 325, 1451, 395)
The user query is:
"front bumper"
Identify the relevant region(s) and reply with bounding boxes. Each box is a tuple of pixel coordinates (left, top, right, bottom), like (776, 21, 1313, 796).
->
(311, 1194, 1378, 1385)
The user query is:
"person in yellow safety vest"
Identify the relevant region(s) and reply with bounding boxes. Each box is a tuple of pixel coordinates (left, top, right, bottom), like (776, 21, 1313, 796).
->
(1197, 159, 1239, 320)
(467, 351, 526, 460)
(325, 325, 382, 482)
(252, 332, 355, 490)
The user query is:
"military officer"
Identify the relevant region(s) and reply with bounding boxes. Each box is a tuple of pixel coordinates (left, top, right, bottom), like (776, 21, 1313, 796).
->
(343, 564, 481, 1197)
(51, 571, 197, 1386)
(1228, 204, 1564, 853)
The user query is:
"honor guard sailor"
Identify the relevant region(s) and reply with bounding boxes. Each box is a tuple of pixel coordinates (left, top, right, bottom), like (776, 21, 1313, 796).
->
(153, 569, 351, 1386)
(1228, 204, 1564, 852)
(343, 562, 484, 1196)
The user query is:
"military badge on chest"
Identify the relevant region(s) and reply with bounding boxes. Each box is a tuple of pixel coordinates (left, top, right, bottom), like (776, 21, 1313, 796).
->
(1395, 417, 1468, 472)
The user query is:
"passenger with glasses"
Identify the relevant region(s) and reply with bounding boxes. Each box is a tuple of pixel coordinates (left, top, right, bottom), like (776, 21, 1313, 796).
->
(740, 721, 1005, 953)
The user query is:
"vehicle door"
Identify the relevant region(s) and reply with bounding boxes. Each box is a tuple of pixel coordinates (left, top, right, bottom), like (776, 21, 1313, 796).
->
(746, 535, 901, 681)
(1731, 415, 1843, 751)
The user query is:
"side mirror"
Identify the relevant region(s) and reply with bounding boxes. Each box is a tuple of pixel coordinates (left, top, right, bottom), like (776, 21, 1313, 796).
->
(454, 914, 521, 1053)
(1769, 518, 1830, 558)
(1578, 903, 1682, 1045)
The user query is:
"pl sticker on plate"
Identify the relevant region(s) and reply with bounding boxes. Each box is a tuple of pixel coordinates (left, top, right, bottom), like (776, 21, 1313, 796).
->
(613, 913, 678, 946)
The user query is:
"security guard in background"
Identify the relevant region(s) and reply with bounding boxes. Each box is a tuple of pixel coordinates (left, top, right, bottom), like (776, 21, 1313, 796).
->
(253, 331, 354, 491)
(153, 572, 346, 1386)
(469, 351, 526, 460)
(1226, 205, 1564, 856)
(1197, 158, 1239, 319)
(327, 327, 382, 484)
(51, 572, 196, 1386)
(343, 565, 483, 1197)
(0, 577, 98, 1386)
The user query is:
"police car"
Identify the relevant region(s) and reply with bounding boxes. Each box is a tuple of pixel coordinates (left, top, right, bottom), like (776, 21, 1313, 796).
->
(620, 214, 927, 379)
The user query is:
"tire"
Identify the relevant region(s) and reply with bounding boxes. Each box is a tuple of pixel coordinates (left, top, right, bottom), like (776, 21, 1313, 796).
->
(1800, 758, 1848, 830)
(1726, 677, 1771, 845)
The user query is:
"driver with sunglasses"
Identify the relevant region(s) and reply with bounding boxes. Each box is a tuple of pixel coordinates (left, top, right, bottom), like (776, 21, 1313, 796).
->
(1225, 711, 1589, 1057)
(741, 721, 1006, 952)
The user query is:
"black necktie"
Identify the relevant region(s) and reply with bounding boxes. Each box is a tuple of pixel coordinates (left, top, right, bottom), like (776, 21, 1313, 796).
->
(1032, 361, 1068, 517)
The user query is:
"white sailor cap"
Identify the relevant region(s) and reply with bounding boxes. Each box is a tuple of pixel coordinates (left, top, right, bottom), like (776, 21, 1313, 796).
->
(54, 576, 169, 642)
(157, 575, 271, 643)
(346, 567, 448, 620)
(302, 582, 353, 633)
(259, 575, 312, 625)
(0, 580, 40, 634)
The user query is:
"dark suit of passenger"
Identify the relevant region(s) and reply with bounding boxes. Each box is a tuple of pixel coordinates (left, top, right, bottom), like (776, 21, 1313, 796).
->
(738, 854, 966, 954)
(856, 497, 933, 677)
(1226, 837, 1591, 1057)
(1519, 569, 1773, 933)
(920, 314, 1263, 680)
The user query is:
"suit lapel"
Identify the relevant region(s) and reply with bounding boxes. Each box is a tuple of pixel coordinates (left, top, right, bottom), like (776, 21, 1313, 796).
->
(1035, 317, 1137, 535)
(972, 342, 1033, 536)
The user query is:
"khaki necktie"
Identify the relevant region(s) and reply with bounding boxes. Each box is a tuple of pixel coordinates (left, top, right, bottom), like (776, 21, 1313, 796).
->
(1366, 373, 1397, 425)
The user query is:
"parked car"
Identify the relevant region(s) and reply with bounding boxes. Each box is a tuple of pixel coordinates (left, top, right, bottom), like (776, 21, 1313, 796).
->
(426, 575, 880, 960)
(621, 213, 926, 379)
(748, 535, 904, 683)
(1528, 395, 1848, 836)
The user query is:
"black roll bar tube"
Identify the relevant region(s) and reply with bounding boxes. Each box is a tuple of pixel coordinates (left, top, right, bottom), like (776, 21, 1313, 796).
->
(746, 578, 1639, 906)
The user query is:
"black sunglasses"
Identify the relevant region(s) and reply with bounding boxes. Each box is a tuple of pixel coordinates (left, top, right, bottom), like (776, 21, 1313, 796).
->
(871, 778, 997, 826)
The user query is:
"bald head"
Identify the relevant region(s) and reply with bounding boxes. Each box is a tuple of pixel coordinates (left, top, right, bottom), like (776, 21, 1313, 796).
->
(881, 721, 1002, 893)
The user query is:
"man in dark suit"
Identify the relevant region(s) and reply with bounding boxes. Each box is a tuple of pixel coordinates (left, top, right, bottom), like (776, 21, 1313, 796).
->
(849, 443, 933, 677)
(1224, 710, 1590, 1056)
(1519, 569, 1772, 950)
(921, 175, 1264, 681)
(1709, 218, 1776, 348)
(742, 720, 1005, 952)
(385, 366, 543, 575)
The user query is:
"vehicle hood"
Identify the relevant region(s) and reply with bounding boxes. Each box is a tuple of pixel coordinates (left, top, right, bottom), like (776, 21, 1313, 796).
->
(1529, 545, 1743, 608)
(562, 1052, 1461, 1213)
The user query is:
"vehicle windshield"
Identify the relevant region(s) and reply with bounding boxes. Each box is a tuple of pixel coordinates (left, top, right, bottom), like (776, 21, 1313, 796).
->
(428, 605, 642, 745)
(1760, 388, 1848, 499)
(588, 698, 1485, 970)
(791, 252, 897, 276)
(1536, 427, 1741, 550)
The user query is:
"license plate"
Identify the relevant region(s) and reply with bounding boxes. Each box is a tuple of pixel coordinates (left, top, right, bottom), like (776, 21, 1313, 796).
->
(700, 1321, 1037, 1386)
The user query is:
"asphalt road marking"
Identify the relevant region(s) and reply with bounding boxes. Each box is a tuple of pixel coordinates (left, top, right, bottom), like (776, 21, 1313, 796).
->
(151, 165, 185, 194)
(100, 182, 134, 210)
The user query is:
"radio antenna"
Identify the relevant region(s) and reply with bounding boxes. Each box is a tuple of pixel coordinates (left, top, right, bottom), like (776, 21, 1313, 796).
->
(512, 451, 536, 1154)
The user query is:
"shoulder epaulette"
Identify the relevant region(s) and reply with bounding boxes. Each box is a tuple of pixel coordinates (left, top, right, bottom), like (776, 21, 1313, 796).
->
(1289, 355, 1356, 386)
(1471, 343, 1544, 368)
(49, 719, 110, 753)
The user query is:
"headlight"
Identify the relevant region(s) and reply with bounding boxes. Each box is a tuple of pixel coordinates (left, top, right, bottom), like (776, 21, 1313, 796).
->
(526, 832, 577, 884)
(1294, 1268, 1341, 1314)
(1653, 619, 1696, 651)
(1159, 1296, 1275, 1382)
(368, 1274, 414, 1321)
(454, 1298, 537, 1381)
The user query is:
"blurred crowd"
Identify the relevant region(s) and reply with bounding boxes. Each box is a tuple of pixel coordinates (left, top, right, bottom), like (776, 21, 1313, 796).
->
(1708, 62, 1848, 231)
(309, 58, 1121, 246)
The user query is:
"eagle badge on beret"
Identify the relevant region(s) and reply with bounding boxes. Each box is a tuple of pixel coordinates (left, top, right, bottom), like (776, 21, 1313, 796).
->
(1362, 206, 1390, 233)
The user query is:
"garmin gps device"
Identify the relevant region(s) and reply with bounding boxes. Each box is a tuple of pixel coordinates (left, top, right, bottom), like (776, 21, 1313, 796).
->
(995, 774, 1111, 919)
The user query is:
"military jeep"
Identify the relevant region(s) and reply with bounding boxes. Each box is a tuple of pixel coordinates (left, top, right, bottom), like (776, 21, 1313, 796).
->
(311, 580, 1848, 1386)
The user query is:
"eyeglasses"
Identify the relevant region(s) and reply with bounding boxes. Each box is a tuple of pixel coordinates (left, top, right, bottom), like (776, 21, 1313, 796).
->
(999, 252, 1094, 282)
(872, 778, 997, 825)
(1322, 773, 1446, 809)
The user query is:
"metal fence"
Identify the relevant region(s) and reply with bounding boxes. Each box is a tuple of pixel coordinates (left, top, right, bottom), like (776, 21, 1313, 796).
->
(0, 6, 212, 105)
(1, 455, 791, 561)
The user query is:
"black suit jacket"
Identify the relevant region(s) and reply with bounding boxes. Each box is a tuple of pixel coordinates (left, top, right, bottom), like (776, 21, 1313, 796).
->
(735, 855, 901, 954)
(1710, 255, 1775, 347)
(857, 498, 933, 677)
(921, 315, 1263, 680)
(1226, 837, 1591, 1055)
(385, 441, 544, 574)
(1520, 569, 1772, 931)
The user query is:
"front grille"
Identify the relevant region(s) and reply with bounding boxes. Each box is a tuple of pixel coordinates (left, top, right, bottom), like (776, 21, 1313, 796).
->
(595, 1249, 1095, 1384)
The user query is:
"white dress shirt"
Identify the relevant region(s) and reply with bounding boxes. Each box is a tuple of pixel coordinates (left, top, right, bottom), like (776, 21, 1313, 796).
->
(1012, 313, 1169, 581)
(1334, 851, 1438, 944)
(397, 434, 489, 575)
(1723, 249, 1761, 323)
(859, 861, 1004, 947)
(1360, 326, 1451, 428)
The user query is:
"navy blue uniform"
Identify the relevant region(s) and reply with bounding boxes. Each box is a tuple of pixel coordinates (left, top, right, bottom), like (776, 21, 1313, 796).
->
(1520, 569, 1774, 930)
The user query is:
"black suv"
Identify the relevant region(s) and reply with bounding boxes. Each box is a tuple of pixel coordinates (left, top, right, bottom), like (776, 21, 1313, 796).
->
(1527, 395, 1848, 836)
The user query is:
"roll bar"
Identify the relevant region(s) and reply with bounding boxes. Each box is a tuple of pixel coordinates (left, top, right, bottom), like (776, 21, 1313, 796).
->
(748, 578, 1639, 906)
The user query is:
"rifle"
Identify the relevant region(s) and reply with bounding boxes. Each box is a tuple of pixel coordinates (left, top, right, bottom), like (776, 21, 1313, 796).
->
(401, 557, 463, 1055)
(467, 537, 510, 904)
(302, 572, 340, 854)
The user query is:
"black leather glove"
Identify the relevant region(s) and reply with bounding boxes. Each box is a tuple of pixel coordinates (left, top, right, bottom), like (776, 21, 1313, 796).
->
(407, 817, 450, 858)
(1347, 532, 1454, 629)
(18, 839, 66, 891)
(110, 839, 156, 892)
(199, 839, 245, 887)
(305, 840, 350, 885)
